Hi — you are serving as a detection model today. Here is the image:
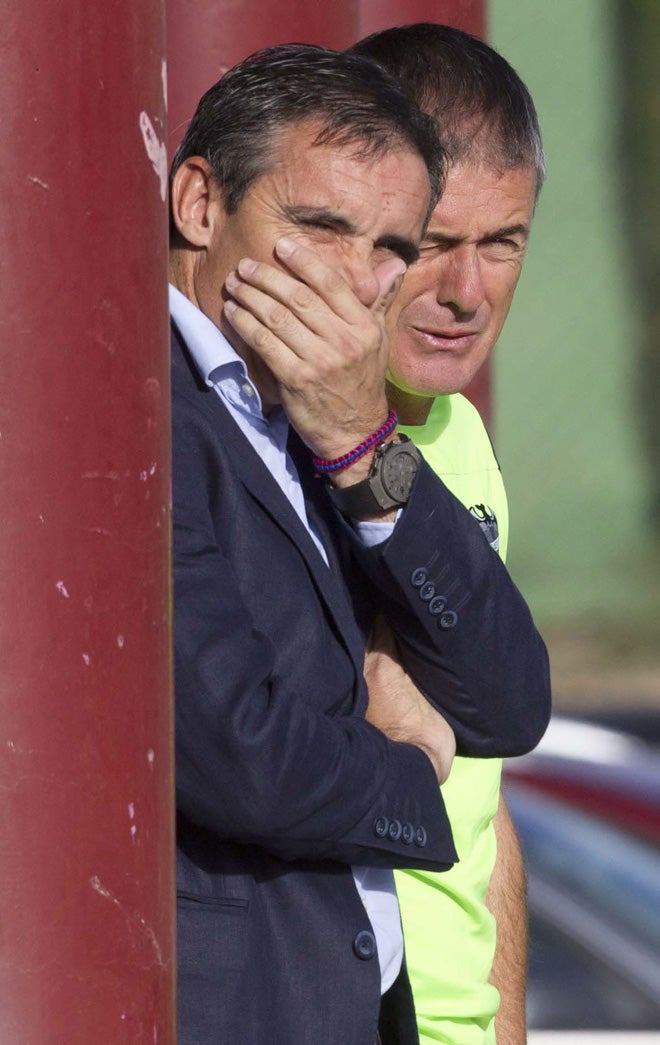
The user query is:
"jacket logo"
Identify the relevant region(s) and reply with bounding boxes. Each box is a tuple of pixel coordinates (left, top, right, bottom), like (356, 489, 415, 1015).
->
(469, 504, 499, 553)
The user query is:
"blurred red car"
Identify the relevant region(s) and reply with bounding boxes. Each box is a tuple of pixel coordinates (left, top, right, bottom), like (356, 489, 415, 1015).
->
(503, 715, 660, 845)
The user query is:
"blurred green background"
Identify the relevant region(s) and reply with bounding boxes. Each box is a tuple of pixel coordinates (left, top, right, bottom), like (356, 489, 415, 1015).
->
(489, 0, 660, 707)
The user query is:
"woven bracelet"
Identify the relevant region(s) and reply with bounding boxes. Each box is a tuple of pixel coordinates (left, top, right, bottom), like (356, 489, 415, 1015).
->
(312, 410, 398, 475)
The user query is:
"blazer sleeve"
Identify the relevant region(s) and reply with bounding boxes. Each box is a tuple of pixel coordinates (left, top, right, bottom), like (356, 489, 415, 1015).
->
(347, 460, 551, 758)
(173, 403, 457, 870)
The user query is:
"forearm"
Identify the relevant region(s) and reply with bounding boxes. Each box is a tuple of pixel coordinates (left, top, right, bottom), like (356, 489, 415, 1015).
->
(487, 793, 528, 1044)
(172, 402, 457, 868)
(348, 462, 551, 756)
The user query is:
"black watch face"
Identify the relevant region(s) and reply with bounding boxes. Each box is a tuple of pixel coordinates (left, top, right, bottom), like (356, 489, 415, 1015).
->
(382, 446, 419, 501)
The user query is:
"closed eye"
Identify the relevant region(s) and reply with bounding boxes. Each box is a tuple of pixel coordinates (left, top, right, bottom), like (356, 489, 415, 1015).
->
(374, 236, 420, 266)
(482, 224, 529, 254)
(284, 206, 355, 237)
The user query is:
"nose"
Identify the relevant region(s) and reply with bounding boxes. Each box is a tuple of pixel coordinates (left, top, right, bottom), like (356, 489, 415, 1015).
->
(437, 245, 485, 316)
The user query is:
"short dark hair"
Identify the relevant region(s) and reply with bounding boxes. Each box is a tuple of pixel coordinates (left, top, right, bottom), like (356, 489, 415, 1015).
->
(352, 24, 544, 196)
(170, 43, 446, 216)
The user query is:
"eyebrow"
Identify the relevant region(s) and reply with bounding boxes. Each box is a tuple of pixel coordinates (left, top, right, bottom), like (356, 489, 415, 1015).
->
(423, 223, 530, 247)
(284, 206, 420, 265)
(484, 223, 530, 244)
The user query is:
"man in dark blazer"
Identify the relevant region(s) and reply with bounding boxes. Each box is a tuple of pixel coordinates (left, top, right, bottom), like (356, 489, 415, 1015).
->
(168, 44, 550, 1045)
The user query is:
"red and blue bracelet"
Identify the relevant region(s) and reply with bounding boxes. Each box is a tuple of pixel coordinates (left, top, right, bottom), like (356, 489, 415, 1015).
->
(312, 409, 398, 475)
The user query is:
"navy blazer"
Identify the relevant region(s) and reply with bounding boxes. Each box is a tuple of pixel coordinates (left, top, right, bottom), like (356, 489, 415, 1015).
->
(171, 323, 550, 1044)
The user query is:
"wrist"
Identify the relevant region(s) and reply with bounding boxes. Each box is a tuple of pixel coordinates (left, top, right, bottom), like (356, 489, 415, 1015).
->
(327, 434, 422, 521)
(312, 410, 397, 477)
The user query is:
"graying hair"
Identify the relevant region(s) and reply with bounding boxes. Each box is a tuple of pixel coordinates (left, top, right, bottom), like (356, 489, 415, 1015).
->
(352, 23, 545, 197)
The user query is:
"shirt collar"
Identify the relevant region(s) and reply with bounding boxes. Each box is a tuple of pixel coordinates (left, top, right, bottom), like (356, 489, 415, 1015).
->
(169, 283, 248, 386)
(169, 282, 278, 424)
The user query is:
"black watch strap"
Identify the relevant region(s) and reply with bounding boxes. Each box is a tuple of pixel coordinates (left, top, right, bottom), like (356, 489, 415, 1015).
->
(327, 435, 421, 517)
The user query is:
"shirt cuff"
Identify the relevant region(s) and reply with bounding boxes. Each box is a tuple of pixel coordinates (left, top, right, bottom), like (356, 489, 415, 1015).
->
(352, 510, 401, 548)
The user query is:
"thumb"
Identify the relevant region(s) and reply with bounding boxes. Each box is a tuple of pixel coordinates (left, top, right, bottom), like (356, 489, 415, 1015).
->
(372, 257, 408, 315)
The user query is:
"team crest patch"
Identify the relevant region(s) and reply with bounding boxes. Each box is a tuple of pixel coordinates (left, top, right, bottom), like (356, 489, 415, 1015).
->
(469, 504, 499, 553)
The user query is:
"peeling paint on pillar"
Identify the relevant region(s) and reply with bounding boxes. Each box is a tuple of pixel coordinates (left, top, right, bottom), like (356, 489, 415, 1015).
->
(0, 0, 175, 1040)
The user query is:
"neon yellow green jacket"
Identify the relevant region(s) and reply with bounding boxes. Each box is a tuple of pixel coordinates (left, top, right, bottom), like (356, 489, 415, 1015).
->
(398, 393, 509, 1045)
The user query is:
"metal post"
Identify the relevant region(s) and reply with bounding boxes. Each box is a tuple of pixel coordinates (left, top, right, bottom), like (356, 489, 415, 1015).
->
(0, 0, 175, 1040)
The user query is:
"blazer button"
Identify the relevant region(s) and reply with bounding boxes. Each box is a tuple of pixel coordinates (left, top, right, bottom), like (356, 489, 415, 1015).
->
(387, 818, 402, 842)
(429, 595, 447, 616)
(401, 822, 414, 845)
(353, 930, 377, 961)
(414, 826, 428, 848)
(411, 567, 427, 587)
(374, 815, 389, 838)
(438, 610, 458, 630)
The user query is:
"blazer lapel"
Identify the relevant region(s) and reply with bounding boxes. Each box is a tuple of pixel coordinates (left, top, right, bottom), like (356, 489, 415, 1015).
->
(171, 324, 366, 677)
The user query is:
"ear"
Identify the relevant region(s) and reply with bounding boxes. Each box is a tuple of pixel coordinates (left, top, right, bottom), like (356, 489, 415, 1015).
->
(170, 157, 224, 248)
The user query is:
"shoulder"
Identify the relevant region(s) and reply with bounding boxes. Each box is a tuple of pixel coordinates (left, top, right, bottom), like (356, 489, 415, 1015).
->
(409, 394, 497, 475)
(441, 393, 492, 450)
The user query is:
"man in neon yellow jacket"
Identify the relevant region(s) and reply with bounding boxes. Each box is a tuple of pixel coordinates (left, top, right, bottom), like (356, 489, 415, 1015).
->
(354, 24, 545, 1045)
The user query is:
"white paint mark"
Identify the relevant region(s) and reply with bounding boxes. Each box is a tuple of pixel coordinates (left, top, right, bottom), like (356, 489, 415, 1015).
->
(28, 175, 49, 190)
(81, 470, 120, 480)
(161, 60, 168, 111)
(82, 653, 91, 666)
(89, 876, 164, 965)
(117, 634, 125, 649)
(7, 740, 15, 751)
(38, 514, 45, 524)
(146, 749, 155, 768)
(56, 581, 70, 599)
(139, 112, 167, 201)
(129, 800, 138, 843)
(139, 462, 158, 482)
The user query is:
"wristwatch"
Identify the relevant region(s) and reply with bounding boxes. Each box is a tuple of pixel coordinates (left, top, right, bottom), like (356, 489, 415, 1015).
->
(328, 434, 422, 516)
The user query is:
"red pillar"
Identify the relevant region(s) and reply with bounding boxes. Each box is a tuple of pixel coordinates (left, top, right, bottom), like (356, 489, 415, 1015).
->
(358, 0, 484, 36)
(0, 2, 175, 1042)
(167, 0, 359, 158)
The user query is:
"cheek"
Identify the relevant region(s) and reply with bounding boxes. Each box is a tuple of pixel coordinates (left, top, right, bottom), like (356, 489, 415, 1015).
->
(386, 273, 429, 333)
(486, 273, 521, 329)
(387, 335, 425, 384)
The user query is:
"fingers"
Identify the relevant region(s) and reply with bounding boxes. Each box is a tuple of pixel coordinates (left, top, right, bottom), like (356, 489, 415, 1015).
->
(225, 240, 364, 333)
(273, 238, 383, 324)
(221, 237, 399, 457)
(222, 246, 385, 388)
(224, 263, 336, 351)
(224, 238, 407, 335)
(372, 256, 408, 316)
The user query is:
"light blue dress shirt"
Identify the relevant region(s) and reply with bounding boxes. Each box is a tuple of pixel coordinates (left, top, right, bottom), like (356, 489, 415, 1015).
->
(169, 284, 403, 994)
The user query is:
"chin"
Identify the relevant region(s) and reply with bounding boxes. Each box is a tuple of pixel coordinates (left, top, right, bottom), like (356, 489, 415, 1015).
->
(406, 365, 473, 399)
